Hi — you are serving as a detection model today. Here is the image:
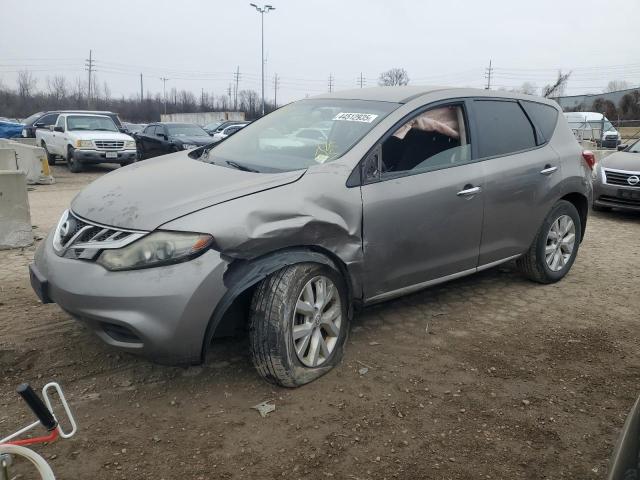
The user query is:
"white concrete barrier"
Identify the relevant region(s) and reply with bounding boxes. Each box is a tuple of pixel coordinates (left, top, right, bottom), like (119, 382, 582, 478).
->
(0, 140, 54, 185)
(9, 137, 38, 146)
(0, 148, 17, 171)
(0, 170, 33, 249)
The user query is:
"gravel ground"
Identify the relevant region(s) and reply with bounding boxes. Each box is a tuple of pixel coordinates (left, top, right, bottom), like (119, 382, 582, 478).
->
(1, 164, 639, 479)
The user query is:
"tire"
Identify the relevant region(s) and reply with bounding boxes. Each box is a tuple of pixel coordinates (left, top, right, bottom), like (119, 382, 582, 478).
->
(517, 200, 582, 284)
(42, 142, 56, 165)
(249, 262, 349, 387)
(66, 146, 83, 173)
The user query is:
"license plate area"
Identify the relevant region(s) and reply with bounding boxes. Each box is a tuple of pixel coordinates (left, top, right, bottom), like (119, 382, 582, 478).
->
(29, 264, 52, 304)
(105, 151, 118, 159)
(618, 189, 640, 200)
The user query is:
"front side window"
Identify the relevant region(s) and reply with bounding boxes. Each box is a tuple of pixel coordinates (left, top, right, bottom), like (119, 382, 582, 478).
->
(67, 115, 118, 132)
(37, 113, 58, 126)
(474, 100, 536, 158)
(55, 116, 65, 130)
(205, 99, 399, 172)
(167, 124, 209, 137)
(378, 104, 470, 178)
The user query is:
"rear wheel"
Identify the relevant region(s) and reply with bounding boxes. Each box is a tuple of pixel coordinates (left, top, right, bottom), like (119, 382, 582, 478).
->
(249, 263, 349, 387)
(517, 200, 581, 284)
(66, 146, 83, 173)
(41, 142, 56, 165)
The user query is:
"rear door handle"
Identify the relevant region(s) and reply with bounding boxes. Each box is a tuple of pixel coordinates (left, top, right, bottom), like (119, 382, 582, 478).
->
(456, 185, 482, 197)
(540, 165, 558, 175)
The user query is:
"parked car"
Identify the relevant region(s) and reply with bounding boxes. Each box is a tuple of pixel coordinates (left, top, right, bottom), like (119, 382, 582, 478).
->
(564, 111, 621, 148)
(35, 113, 136, 172)
(21, 110, 125, 138)
(211, 123, 248, 143)
(135, 123, 214, 159)
(30, 86, 592, 387)
(203, 120, 225, 134)
(592, 137, 640, 211)
(209, 120, 250, 135)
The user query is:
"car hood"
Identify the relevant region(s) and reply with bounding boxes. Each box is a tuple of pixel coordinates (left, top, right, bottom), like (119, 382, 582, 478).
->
(71, 152, 306, 231)
(600, 151, 640, 171)
(169, 135, 213, 145)
(71, 131, 134, 141)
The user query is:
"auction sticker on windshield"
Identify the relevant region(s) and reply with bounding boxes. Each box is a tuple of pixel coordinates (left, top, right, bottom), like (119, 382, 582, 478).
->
(333, 112, 379, 123)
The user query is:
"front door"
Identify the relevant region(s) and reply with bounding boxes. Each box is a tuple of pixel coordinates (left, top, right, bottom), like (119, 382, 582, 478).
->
(361, 102, 484, 302)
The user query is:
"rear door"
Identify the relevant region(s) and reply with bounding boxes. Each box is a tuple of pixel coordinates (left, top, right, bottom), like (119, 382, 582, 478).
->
(361, 101, 485, 302)
(471, 98, 562, 266)
(139, 125, 157, 157)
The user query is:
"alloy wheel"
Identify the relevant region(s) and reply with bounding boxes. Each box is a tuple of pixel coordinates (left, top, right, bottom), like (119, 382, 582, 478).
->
(545, 214, 576, 272)
(292, 275, 342, 368)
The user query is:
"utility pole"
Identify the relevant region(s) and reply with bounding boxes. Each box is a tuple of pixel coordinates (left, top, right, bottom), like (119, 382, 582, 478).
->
(273, 73, 279, 109)
(160, 77, 169, 115)
(249, 3, 276, 117)
(233, 66, 241, 111)
(85, 49, 95, 108)
(484, 59, 493, 90)
(140, 73, 143, 102)
(328, 73, 334, 93)
(227, 84, 233, 108)
(357, 72, 366, 88)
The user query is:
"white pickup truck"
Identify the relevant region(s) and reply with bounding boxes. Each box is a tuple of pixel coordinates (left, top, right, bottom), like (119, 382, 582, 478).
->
(36, 113, 137, 173)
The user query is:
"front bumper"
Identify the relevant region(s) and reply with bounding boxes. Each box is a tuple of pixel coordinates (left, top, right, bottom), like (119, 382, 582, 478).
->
(73, 149, 137, 164)
(31, 232, 229, 365)
(593, 181, 640, 212)
(602, 138, 621, 149)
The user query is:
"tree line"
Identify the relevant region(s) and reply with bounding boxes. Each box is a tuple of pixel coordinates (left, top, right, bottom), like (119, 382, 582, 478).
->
(0, 70, 275, 122)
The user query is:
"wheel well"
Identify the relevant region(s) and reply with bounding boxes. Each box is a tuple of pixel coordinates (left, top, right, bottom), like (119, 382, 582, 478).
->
(561, 192, 588, 241)
(201, 246, 356, 360)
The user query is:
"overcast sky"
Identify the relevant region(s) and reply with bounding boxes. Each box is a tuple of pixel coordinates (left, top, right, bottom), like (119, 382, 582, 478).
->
(1, 0, 639, 104)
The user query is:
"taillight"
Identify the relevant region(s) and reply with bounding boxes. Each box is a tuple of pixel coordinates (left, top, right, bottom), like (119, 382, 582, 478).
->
(582, 150, 596, 170)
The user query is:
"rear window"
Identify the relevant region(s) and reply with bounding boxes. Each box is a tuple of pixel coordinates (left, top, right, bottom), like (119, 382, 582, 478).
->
(522, 101, 559, 144)
(474, 100, 536, 157)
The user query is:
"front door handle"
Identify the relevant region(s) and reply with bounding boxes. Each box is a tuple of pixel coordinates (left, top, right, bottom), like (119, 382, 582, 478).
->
(540, 165, 558, 175)
(457, 185, 482, 197)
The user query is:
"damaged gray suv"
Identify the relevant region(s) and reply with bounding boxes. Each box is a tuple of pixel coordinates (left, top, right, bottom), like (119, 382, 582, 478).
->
(30, 87, 593, 387)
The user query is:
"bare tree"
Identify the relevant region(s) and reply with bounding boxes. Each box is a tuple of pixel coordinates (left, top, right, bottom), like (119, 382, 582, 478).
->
(519, 82, 537, 95)
(71, 77, 86, 103)
(102, 81, 111, 102)
(542, 70, 571, 98)
(378, 68, 410, 86)
(606, 80, 630, 93)
(17, 70, 37, 97)
(46, 75, 68, 101)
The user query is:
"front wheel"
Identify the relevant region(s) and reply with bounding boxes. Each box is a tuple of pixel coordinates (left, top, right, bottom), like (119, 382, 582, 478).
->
(66, 146, 83, 173)
(42, 142, 56, 165)
(517, 200, 581, 284)
(249, 263, 349, 387)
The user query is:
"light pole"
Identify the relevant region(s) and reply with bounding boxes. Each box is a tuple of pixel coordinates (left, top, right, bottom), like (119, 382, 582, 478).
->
(249, 3, 275, 117)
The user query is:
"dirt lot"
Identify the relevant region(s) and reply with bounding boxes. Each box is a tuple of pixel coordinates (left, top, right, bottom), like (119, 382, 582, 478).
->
(1, 164, 640, 479)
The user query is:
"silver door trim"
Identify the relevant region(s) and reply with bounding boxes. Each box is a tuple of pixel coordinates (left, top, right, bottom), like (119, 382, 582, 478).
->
(540, 166, 558, 175)
(365, 254, 521, 304)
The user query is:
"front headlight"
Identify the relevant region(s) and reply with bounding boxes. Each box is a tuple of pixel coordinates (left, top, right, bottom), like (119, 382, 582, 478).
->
(125, 140, 136, 149)
(97, 231, 213, 271)
(182, 143, 197, 150)
(75, 140, 93, 148)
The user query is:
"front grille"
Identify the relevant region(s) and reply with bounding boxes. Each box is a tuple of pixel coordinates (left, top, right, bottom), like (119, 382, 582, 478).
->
(605, 135, 618, 140)
(94, 140, 124, 150)
(599, 195, 640, 207)
(53, 210, 146, 260)
(604, 169, 640, 188)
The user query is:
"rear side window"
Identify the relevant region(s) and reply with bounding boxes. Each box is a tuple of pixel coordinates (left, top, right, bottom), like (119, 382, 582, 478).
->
(474, 100, 536, 157)
(521, 101, 559, 144)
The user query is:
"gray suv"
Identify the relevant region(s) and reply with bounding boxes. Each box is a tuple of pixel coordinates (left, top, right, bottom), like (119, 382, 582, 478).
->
(30, 87, 593, 387)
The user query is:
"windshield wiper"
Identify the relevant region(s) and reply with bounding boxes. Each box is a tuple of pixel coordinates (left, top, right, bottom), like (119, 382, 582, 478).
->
(225, 160, 260, 173)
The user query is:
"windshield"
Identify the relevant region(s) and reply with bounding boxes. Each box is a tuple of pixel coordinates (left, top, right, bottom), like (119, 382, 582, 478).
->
(67, 115, 118, 132)
(204, 122, 223, 130)
(205, 99, 398, 172)
(628, 139, 640, 153)
(24, 112, 45, 125)
(167, 124, 209, 137)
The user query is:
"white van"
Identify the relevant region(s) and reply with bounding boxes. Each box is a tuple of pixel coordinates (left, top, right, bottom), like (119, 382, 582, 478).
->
(563, 112, 621, 148)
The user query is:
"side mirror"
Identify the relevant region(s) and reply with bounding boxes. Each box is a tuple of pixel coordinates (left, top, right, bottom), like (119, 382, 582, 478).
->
(54, 126, 64, 133)
(48, 125, 55, 131)
(617, 144, 628, 151)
